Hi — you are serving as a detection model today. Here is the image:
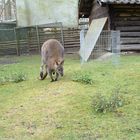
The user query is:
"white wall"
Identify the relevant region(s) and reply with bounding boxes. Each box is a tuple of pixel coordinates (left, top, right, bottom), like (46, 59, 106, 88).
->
(16, 0, 79, 27)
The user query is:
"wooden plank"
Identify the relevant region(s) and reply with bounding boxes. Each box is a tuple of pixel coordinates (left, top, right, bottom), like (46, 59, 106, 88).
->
(65, 47, 79, 53)
(0, 42, 17, 47)
(64, 38, 80, 42)
(64, 44, 80, 48)
(111, 5, 140, 9)
(64, 42, 80, 45)
(114, 21, 140, 26)
(121, 45, 140, 51)
(0, 40, 17, 44)
(116, 26, 140, 31)
(113, 9, 140, 13)
(115, 13, 140, 17)
(121, 32, 140, 37)
(113, 17, 140, 21)
(121, 38, 140, 44)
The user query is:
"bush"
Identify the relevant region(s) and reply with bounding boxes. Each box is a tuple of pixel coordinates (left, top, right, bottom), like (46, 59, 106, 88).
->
(0, 73, 27, 85)
(72, 71, 93, 85)
(11, 73, 27, 83)
(92, 92, 125, 113)
(0, 76, 9, 85)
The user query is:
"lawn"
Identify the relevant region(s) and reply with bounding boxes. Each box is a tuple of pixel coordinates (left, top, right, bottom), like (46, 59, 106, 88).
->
(0, 54, 140, 140)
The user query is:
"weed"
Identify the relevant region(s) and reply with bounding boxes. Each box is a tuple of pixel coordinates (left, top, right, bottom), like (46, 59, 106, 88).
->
(108, 92, 124, 112)
(0, 76, 10, 85)
(72, 71, 93, 84)
(11, 73, 27, 83)
(0, 73, 27, 85)
(0, 78, 5, 85)
(92, 90, 125, 113)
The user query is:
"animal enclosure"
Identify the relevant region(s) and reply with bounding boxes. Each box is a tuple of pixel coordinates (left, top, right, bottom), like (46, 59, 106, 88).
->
(80, 30, 120, 61)
(0, 22, 81, 55)
(91, 30, 120, 58)
(0, 22, 120, 60)
(79, 0, 140, 51)
(0, 22, 64, 55)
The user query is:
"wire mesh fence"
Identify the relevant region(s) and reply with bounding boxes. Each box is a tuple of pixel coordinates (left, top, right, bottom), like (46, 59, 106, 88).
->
(0, 22, 120, 59)
(90, 30, 120, 59)
(79, 30, 120, 62)
(15, 22, 64, 55)
(0, 22, 64, 55)
(0, 22, 80, 56)
(0, 28, 17, 55)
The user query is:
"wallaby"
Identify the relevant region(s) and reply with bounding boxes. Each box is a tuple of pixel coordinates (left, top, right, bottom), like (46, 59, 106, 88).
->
(40, 39, 64, 82)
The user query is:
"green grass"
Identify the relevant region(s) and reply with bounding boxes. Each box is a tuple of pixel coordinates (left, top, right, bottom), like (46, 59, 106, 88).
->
(0, 54, 140, 140)
(72, 70, 94, 84)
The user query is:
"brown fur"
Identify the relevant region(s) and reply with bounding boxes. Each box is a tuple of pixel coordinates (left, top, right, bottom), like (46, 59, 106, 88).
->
(40, 39, 64, 82)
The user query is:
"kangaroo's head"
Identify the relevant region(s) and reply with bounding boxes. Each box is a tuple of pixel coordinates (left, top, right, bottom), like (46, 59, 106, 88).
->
(54, 58, 64, 77)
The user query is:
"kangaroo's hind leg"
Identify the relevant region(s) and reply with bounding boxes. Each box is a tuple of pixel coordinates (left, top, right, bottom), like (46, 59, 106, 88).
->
(54, 72, 59, 81)
(49, 70, 55, 82)
(40, 62, 48, 80)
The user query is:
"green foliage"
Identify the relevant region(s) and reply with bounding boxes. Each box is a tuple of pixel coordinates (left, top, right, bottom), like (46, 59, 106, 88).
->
(0, 72, 27, 84)
(0, 76, 9, 85)
(0, 55, 139, 139)
(72, 71, 93, 84)
(11, 73, 27, 83)
(92, 89, 125, 113)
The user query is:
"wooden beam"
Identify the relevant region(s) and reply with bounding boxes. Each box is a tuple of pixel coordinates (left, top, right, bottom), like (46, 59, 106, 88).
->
(121, 38, 140, 44)
(121, 45, 140, 51)
(114, 20, 140, 26)
(121, 32, 140, 37)
(116, 26, 140, 31)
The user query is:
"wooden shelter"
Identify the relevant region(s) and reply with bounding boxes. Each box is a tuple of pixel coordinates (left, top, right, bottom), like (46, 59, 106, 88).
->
(79, 0, 140, 51)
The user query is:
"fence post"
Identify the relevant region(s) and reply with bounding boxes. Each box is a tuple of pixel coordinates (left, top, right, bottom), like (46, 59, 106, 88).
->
(36, 25, 40, 53)
(111, 30, 120, 65)
(60, 23, 64, 47)
(116, 30, 120, 55)
(14, 28, 20, 56)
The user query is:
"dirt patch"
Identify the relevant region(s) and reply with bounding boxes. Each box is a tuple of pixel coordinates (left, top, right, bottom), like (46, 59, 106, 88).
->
(0, 56, 19, 65)
(121, 51, 140, 56)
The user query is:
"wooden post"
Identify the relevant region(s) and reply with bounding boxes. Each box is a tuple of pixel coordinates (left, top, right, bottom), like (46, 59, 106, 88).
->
(36, 25, 40, 53)
(14, 28, 20, 56)
(60, 23, 64, 47)
(116, 30, 120, 54)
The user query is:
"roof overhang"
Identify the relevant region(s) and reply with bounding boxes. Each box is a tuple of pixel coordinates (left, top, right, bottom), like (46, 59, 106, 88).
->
(97, 0, 140, 4)
(79, 0, 93, 18)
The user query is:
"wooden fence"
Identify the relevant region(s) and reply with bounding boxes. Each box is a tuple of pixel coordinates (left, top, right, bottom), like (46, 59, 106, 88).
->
(0, 26, 80, 56)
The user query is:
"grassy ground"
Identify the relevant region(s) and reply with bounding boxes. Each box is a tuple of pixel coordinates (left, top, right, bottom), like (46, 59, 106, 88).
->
(0, 54, 140, 140)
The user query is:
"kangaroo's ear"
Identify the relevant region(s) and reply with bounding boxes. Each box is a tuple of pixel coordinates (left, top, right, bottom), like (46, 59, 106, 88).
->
(56, 59, 64, 65)
(55, 61, 59, 65)
(54, 62, 58, 69)
(61, 59, 64, 65)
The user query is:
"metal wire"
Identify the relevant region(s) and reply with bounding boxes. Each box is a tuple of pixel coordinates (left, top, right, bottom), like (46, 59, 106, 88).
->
(90, 30, 120, 59)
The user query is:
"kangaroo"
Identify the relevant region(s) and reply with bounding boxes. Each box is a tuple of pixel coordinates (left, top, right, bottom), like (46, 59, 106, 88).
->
(40, 39, 64, 82)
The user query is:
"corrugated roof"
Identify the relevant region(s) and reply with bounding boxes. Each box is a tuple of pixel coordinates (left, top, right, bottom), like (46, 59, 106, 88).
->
(98, 0, 140, 4)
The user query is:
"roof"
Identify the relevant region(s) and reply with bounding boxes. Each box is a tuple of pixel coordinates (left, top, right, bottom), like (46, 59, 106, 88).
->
(98, 0, 140, 4)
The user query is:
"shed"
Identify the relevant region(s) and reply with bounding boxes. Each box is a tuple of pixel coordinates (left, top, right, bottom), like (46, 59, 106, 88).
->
(79, 0, 140, 51)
